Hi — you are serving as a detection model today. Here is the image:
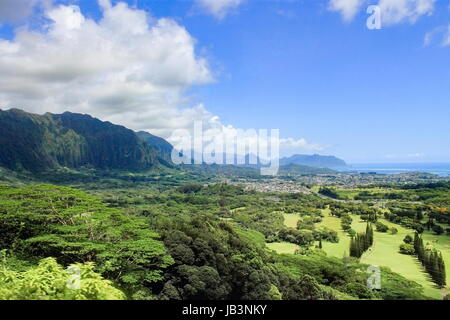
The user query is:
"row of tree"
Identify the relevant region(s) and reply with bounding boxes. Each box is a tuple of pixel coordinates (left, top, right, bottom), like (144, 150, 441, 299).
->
(413, 233, 447, 288)
(350, 223, 374, 258)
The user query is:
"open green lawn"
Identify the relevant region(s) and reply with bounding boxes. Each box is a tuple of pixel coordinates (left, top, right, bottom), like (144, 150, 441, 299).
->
(265, 214, 302, 254)
(283, 213, 301, 228)
(266, 242, 299, 254)
(317, 211, 449, 299)
(316, 213, 366, 258)
(358, 218, 445, 299)
(267, 208, 450, 298)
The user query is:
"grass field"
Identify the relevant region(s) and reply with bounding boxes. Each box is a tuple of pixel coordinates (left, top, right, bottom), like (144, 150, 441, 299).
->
(317, 211, 449, 299)
(265, 213, 302, 255)
(283, 213, 301, 228)
(267, 208, 450, 298)
(266, 242, 299, 254)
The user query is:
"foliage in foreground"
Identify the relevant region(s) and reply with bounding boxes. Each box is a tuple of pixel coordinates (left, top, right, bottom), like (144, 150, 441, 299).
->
(0, 183, 434, 300)
(0, 255, 124, 300)
(0, 184, 174, 291)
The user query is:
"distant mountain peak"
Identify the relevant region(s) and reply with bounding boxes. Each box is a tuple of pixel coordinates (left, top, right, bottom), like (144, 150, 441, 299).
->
(280, 154, 347, 168)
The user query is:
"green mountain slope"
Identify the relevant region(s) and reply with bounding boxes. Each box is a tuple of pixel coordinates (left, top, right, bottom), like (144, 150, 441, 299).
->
(0, 108, 160, 172)
(136, 131, 173, 164)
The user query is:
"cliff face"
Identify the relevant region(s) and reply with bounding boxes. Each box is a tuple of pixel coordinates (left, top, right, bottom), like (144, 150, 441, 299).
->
(0, 109, 160, 172)
(136, 131, 173, 165)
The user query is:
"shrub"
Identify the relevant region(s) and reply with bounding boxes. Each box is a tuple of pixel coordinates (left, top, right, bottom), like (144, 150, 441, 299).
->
(375, 222, 389, 233)
(347, 229, 356, 237)
(339, 282, 375, 299)
(403, 235, 413, 244)
(341, 214, 353, 231)
(412, 224, 425, 234)
(319, 187, 340, 199)
(432, 225, 444, 235)
(177, 184, 203, 194)
(389, 227, 398, 235)
(314, 227, 339, 243)
(399, 244, 415, 255)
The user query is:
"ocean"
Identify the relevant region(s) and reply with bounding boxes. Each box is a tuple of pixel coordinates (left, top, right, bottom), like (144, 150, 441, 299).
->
(339, 163, 450, 177)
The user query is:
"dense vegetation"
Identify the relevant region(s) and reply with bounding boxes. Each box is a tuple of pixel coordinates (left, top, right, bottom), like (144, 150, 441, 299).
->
(349, 224, 374, 258)
(0, 182, 435, 300)
(0, 109, 161, 172)
(0, 254, 124, 300)
(413, 233, 447, 288)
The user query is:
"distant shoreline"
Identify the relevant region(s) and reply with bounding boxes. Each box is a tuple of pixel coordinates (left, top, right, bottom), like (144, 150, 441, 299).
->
(339, 163, 450, 177)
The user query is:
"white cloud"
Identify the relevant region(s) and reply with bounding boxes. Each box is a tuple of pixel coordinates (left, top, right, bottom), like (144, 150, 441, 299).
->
(168, 122, 324, 159)
(377, 0, 437, 25)
(196, 0, 244, 19)
(424, 29, 435, 46)
(279, 138, 324, 151)
(407, 153, 426, 158)
(385, 153, 426, 159)
(424, 24, 450, 46)
(0, 0, 51, 24)
(328, 0, 367, 22)
(0, 0, 321, 155)
(274, 9, 298, 19)
(0, 1, 212, 138)
(328, 0, 437, 25)
(443, 25, 450, 46)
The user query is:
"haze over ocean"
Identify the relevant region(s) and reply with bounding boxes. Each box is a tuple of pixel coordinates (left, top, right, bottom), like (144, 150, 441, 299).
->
(343, 163, 450, 177)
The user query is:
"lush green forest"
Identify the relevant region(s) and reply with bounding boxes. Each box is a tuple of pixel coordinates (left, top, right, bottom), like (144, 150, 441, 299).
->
(1, 179, 447, 300)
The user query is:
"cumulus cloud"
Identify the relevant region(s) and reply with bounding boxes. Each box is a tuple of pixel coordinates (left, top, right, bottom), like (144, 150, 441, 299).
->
(377, 0, 437, 25)
(0, 0, 321, 156)
(168, 123, 324, 166)
(0, 1, 212, 137)
(196, 0, 244, 19)
(424, 29, 436, 46)
(328, 0, 367, 21)
(424, 24, 450, 46)
(443, 25, 450, 46)
(328, 0, 437, 25)
(0, 0, 51, 24)
(279, 138, 324, 152)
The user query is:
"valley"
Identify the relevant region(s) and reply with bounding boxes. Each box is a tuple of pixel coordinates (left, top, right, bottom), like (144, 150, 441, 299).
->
(0, 0, 449, 306)
(0, 109, 449, 301)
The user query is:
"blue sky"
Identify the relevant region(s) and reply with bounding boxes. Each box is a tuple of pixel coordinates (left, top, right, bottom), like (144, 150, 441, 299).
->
(0, 0, 449, 163)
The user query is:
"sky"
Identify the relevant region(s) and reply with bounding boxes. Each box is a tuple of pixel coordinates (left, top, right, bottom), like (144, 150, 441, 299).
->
(0, 0, 449, 163)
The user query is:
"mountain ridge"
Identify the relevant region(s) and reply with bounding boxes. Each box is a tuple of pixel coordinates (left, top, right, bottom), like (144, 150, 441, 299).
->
(0, 108, 171, 172)
(0, 108, 346, 175)
(280, 154, 347, 168)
